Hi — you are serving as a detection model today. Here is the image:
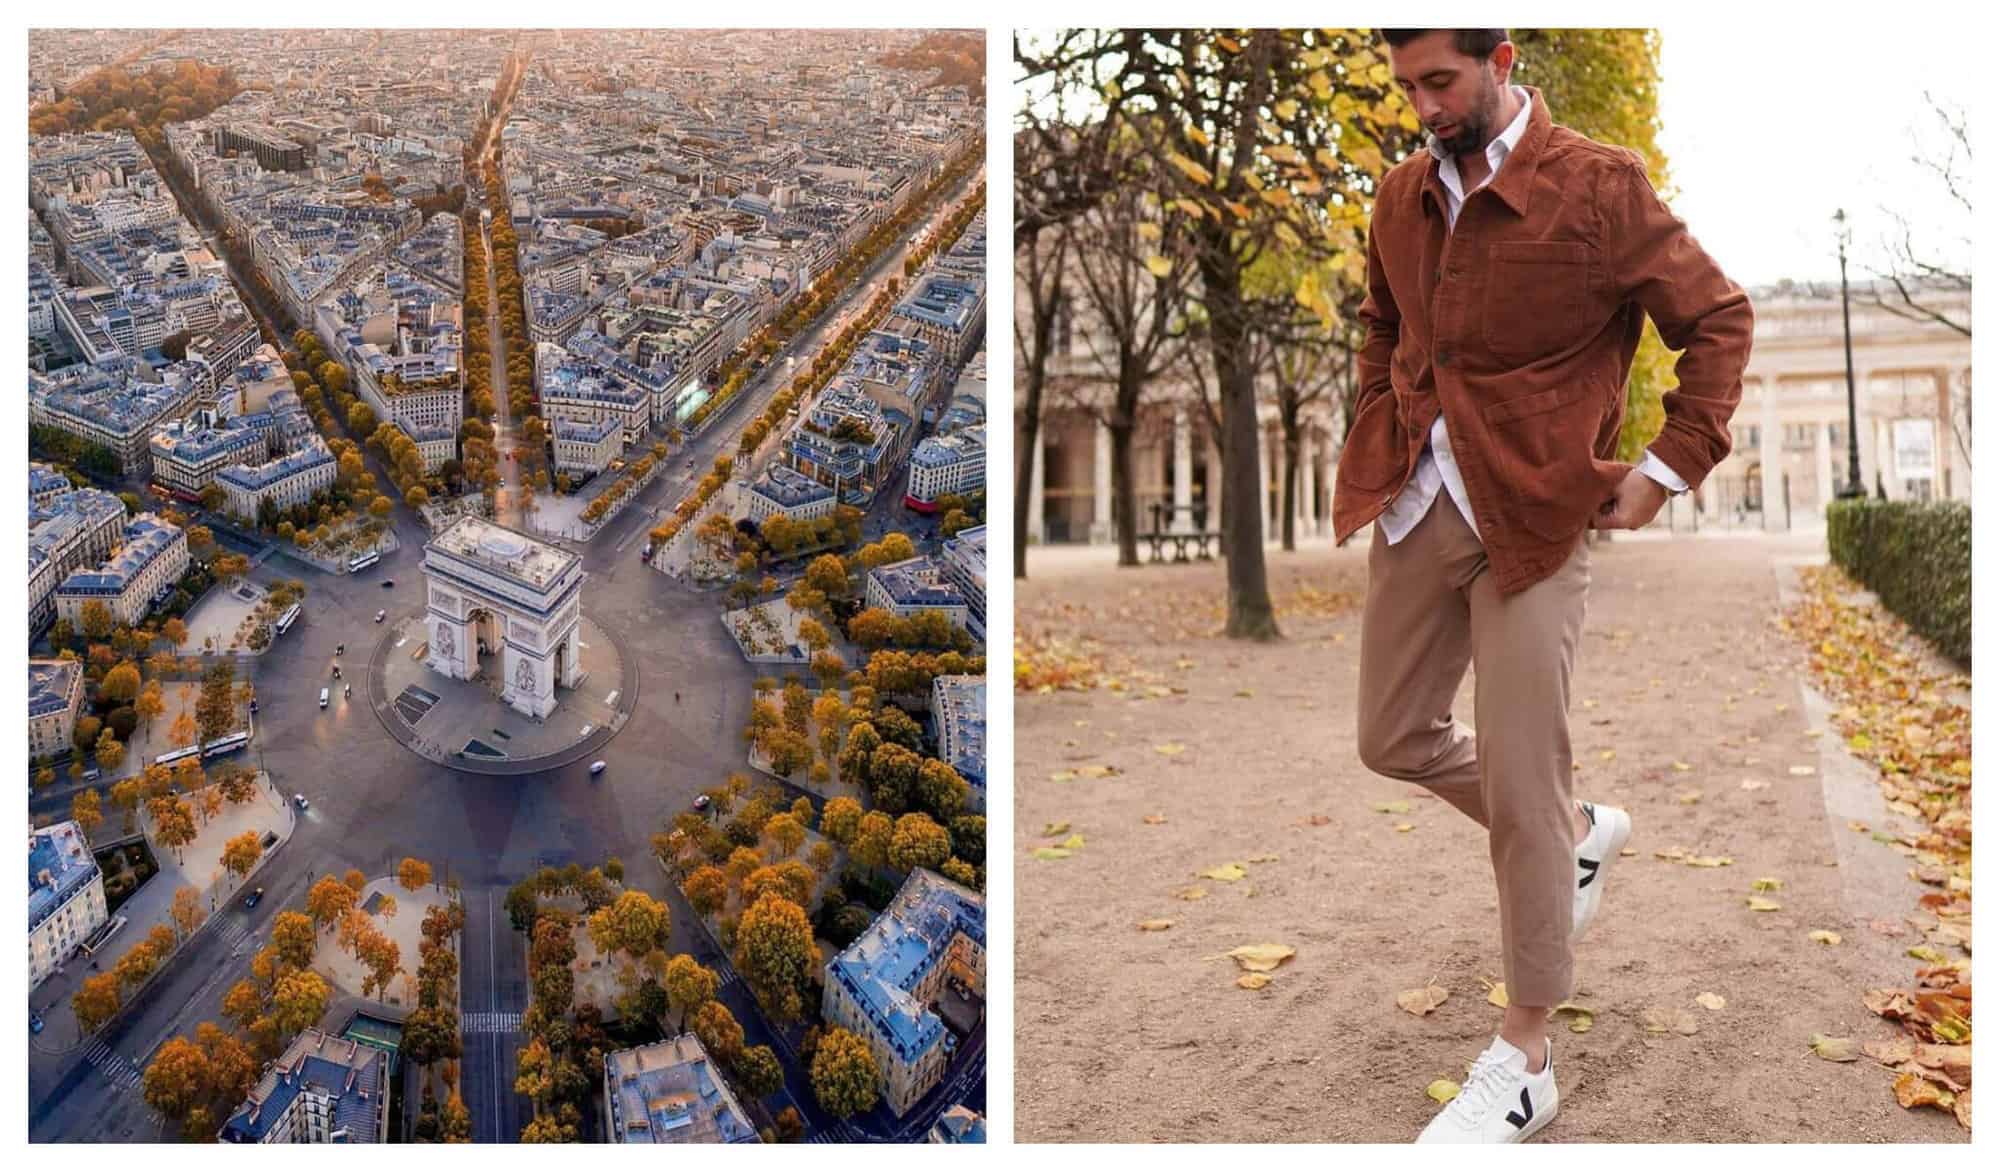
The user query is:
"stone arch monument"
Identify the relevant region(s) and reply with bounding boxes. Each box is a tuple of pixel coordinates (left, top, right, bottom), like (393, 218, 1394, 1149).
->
(422, 516, 584, 719)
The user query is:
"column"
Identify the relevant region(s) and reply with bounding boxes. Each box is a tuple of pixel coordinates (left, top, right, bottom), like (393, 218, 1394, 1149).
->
(1758, 378, 1783, 531)
(1091, 417, 1113, 543)
(1026, 432, 1045, 545)
(1948, 368, 1972, 501)
(1171, 406, 1193, 533)
(1813, 416, 1833, 517)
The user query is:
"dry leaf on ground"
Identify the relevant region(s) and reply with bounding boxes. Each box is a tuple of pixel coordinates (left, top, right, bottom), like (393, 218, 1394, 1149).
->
(1810, 1034, 1860, 1062)
(1198, 863, 1247, 882)
(1686, 855, 1733, 868)
(1643, 1007, 1700, 1036)
(1788, 765, 1817, 776)
(1041, 821, 1072, 837)
(1863, 1036, 1917, 1066)
(1480, 978, 1508, 1008)
(1426, 1079, 1460, 1104)
(1174, 886, 1207, 901)
(1142, 813, 1167, 825)
(1808, 929, 1843, 945)
(1396, 983, 1449, 1016)
(1746, 896, 1783, 912)
(1751, 877, 1784, 891)
(1892, 1070, 1954, 1111)
(1154, 742, 1188, 756)
(1237, 972, 1273, 990)
(1137, 919, 1173, 932)
(1369, 800, 1412, 815)
(1031, 847, 1072, 860)
(1211, 943, 1296, 973)
(1695, 992, 1727, 1011)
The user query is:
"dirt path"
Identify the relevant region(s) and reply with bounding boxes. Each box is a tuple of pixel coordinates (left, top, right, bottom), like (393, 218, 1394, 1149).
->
(1014, 529, 1966, 1143)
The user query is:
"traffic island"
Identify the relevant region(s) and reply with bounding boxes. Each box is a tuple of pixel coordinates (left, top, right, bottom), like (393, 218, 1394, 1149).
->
(367, 612, 638, 775)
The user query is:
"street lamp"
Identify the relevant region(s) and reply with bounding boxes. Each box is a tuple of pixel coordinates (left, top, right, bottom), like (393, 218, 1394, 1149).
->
(1835, 208, 1865, 499)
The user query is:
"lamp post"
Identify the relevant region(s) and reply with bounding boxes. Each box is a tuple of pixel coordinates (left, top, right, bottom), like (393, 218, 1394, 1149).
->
(1835, 208, 1865, 499)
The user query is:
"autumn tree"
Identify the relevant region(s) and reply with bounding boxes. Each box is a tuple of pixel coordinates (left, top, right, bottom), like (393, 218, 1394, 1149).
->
(737, 1043, 785, 1100)
(586, 889, 672, 959)
(221, 830, 262, 880)
(811, 1026, 882, 1118)
(73, 972, 122, 1034)
(69, 788, 105, 839)
(692, 999, 745, 1064)
(398, 857, 433, 891)
(733, 892, 815, 1023)
(820, 796, 865, 844)
(851, 810, 895, 870)
(684, 865, 729, 917)
(764, 811, 807, 858)
(170, 885, 205, 940)
(307, 874, 358, 931)
(663, 954, 720, 1031)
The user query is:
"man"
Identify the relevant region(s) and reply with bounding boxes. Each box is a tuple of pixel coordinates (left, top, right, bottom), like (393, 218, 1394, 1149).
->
(1332, 30, 1754, 1143)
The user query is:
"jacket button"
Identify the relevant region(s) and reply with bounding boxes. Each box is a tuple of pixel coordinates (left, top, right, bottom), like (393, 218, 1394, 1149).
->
(1437, 349, 1452, 367)
(1433, 265, 1442, 282)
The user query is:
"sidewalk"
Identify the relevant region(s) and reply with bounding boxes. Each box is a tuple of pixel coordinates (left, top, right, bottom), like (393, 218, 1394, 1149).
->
(1014, 527, 1963, 1143)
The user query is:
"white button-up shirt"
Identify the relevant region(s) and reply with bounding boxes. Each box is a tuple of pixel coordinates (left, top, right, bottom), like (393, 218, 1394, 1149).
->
(1378, 85, 1688, 547)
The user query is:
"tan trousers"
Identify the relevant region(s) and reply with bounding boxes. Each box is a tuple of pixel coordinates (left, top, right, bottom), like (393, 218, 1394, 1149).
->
(1355, 492, 1591, 1007)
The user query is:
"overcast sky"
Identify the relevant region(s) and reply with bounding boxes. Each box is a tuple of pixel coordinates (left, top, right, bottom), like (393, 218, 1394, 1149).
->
(1655, 25, 1974, 290)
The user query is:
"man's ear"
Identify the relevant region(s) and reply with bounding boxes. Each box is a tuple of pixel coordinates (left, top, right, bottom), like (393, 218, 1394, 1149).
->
(1489, 40, 1515, 85)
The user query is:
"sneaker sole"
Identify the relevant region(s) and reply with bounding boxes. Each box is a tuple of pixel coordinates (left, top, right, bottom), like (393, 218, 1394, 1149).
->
(1508, 1090, 1558, 1143)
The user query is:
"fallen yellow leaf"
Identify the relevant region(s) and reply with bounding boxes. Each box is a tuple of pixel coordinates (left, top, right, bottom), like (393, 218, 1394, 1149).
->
(1808, 929, 1843, 945)
(1137, 919, 1174, 932)
(1746, 896, 1783, 912)
(1369, 800, 1412, 815)
(1237, 972, 1273, 990)
(1060, 834, 1086, 850)
(1394, 823, 1415, 833)
(1676, 789, 1703, 805)
(1142, 813, 1167, 825)
(1396, 983, 1449, 1016)
(1811, 1034, 1861, 1063)
(1788, 765, 1817, 776)
(1154, 743, 1188, 756)
(1049, 770, 1078, 783)
(1751, 877, 1783, 892)
(1210, 943, 1296, 973)
(1076, 764, 1120, 779)
(1599, 749, 1617, 761)
(1893, 1071, 1954, 1110)
(1040, 821, 1071, 837)
(1198, 863, 1247, 882)
(1175, 886, 1207, 901)
(1741, 779, 1769, 791)
(1031, 847, 1072, 860)
(1426, 1079, 1460, 1104)
(1686, 855, 1733, 868)
(1481, 978, 1508, 1008)
(1696, 992, 1727, 1011)
(1671, 761, 1693, 772)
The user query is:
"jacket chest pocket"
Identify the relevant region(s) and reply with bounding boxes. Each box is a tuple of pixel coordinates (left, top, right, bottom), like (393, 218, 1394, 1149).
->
(1482, 241, 1593, 365)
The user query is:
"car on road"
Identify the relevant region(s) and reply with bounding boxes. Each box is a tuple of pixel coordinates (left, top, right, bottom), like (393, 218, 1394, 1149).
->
(248, 699, 259, 714)
(31, 1011, 45, 1034)
(335, 643, 344, 656)
(82, 766, 100, 782)
(243, 887, 264, 909)
(293, 794, 308, 809)
(319, 688, 329, 709)
(589, 760, 607, 775)
(331, 665, 342, 679)
(694, 794, 711, 810)
(381, 578, 394, 588)
(375, 609, 387, 623)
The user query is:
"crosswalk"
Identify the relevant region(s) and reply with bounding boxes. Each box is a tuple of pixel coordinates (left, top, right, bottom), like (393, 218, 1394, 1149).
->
(718, 969, 744, 993)
(807, 1121, 861, 1144)
(461, 1011, 522, 1034)
(210, 917, 252, 955)
(82, 1039, 166, 1128)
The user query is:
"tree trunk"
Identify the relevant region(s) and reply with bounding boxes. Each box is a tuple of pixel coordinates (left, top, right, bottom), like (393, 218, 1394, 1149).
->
(1110, 416, 1138, 567)
(1206, 285, 1281, 640)
(1280, 423, 1300, 552)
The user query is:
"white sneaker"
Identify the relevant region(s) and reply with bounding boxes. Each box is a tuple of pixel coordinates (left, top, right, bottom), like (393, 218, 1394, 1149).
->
(1572, 800, 1632, 941)
(1416, 1035, 1558, 1143)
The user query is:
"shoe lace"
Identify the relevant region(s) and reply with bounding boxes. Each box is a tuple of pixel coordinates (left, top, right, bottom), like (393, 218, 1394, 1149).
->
(1444, 1050, 1514, 1127)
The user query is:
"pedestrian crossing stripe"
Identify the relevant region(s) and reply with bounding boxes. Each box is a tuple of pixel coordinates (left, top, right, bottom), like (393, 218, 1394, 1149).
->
(461, 1011, 522, 1034)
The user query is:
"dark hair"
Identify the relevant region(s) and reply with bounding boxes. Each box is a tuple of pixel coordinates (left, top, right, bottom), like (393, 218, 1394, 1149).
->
(1381, 29, 1509, 60)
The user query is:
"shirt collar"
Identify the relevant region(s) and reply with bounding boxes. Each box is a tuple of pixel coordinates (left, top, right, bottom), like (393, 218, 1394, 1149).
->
(1428, 84, 1532, 188)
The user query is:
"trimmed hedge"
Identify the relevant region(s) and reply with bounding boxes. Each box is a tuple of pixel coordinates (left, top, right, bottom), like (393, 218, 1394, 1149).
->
(1825, 498, 1970, 664)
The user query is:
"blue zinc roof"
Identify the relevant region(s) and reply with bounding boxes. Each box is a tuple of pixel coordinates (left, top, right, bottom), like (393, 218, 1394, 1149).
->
(751, 465, 836, 509)
(29, 821, 99, 934)
(29, 660, 82, 721)
(868, 556, 965, 610)
(826, 870, 985, 1065)
(894, 276, 982, 334)
(216, 442, 333, 491)
(55, 514, 183, 597)
(219, 1032, 388, 1143)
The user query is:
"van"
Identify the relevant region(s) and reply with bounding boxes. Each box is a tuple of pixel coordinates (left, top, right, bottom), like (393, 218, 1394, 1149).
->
(319, 688, 329, 709)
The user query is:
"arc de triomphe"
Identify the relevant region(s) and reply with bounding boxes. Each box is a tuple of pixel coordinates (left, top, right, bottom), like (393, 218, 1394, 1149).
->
(421, 516, 584, 719)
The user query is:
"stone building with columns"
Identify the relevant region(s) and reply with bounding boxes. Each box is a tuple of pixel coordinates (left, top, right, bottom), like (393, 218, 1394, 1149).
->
(421, 517, 584, 720)
(1017, 278, 1969, 544)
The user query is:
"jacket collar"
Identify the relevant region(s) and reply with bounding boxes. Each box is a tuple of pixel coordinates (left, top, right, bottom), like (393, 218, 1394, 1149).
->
(1421, 84, 1552, 222)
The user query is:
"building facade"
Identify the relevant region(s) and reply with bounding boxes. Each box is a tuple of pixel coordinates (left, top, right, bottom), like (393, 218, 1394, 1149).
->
(53, 513, 189, 630)
(29, 660, 85, 761)
(29, 820, 107, 989)
(821, 868, 985, 1118)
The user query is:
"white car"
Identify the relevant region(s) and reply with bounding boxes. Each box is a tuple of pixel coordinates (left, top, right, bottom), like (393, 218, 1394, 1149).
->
(588, 760, 607, 775)
(293, 794, 309, 809)
(375, 609, 387, 623)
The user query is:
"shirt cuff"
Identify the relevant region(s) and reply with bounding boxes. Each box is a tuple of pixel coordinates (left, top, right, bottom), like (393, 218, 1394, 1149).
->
(1637, 449, 1690, 494)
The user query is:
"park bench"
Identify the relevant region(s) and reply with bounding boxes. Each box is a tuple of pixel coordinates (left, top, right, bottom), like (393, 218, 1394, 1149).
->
(1140, 503, 1222, 564)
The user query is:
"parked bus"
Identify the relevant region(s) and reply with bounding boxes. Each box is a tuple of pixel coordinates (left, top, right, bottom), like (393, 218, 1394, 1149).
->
(153, 744, 202, 768)
(348, 550, 381, 573)
(273, 603, 302, 635)
(202, 731, 250, 759)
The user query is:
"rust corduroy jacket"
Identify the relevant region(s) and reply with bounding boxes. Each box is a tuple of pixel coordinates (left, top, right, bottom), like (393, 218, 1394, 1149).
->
(1332, 86, 1755, 596)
